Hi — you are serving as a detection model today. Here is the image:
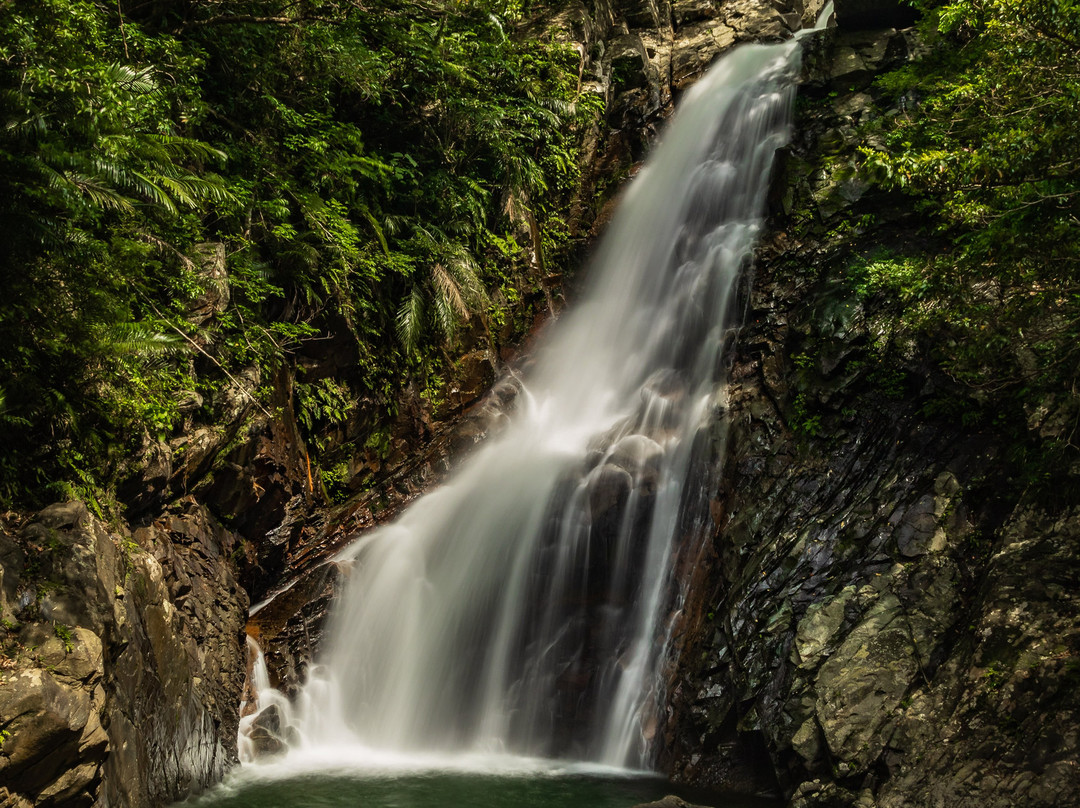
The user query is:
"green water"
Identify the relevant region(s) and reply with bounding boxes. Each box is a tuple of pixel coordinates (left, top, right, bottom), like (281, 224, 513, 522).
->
(184, 769, 777, 808)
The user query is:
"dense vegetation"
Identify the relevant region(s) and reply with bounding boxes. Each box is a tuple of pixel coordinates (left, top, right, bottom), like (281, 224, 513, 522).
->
(3, 0, 1077, 511)
(847, 0, 1080, 496)
(0, 0, 592, 508)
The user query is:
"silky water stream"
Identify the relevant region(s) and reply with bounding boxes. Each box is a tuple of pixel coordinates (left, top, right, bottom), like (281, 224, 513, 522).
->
(189, 11, 831, 807)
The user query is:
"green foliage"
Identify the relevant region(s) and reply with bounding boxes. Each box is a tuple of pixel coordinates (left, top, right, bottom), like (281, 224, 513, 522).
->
(53, 622, 74, 653)
(295, 378, 356, 451)
(859, 0, 1080, 396)
(0, 0, 591, 507)
(791, 392, 824, 437)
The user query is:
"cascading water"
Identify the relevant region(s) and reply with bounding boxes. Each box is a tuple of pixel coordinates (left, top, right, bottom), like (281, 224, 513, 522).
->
(252, 8, 831, 773)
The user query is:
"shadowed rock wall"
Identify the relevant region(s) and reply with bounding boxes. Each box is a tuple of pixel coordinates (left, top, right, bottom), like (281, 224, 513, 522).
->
(659, 16, 1080, 808)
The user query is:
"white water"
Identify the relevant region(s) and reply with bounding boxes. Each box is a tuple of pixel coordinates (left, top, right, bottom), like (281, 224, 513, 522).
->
(248, 10, 831, 773)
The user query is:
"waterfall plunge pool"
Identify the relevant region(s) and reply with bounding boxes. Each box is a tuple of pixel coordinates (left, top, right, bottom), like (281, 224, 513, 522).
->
(180, 754, 780, 808)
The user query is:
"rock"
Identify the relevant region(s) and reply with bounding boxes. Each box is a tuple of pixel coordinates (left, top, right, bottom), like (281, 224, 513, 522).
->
(607, 434, 665, 487)
(812, 593, 917, 770)
(0, 500, 247, 808)
(245, 704, 290, 758)
(0, 668, 102, 797)
(671, 21, 737, 90)
(33, 627, 104, 683)
(586, 463, 634, 517)
(186, 242, 229, 324)
(672, 0, 719, 26)
(619, 0, 664, 29)
(0, 788, 33, 808)
(118, 438, 173, 518)
(793, 585, 855, 666)
(609, 33, 651, 91)
(723, 0, 786, 40)
(633, 797, 712, 808)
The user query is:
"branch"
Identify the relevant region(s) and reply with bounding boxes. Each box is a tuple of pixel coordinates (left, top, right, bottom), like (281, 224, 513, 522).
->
(178, 14, 336, 31)
(138, 294, 274, 420)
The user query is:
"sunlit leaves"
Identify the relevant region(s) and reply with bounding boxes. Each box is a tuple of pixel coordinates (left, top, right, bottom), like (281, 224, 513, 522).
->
(858, 0, 1080, 394)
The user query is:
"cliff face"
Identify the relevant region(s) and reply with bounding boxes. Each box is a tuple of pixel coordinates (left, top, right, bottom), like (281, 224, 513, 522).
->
(661, 14, 1080, 807)
(0, 501, 247, 808)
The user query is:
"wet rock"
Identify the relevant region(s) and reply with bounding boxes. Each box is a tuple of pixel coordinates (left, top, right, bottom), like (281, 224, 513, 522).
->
(246, 705, 288, 758)
(608, 434, 665, 487)
(587, 463, 635, 517)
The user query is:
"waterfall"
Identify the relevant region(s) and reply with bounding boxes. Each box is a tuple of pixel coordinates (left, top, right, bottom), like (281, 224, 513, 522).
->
(257, 9, 831, 772)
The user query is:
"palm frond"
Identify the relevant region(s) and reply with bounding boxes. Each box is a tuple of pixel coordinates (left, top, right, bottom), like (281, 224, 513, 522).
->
(68, 174, 135, 211)
(431, 283, 457, 341)
(396, 285, 426, 352)
(156, 174, 200, 208)
(104, 63, 157, 94)
(443, 246, 487, 305)
(127, 171, 178, 213)
(432, 262, 469, 319)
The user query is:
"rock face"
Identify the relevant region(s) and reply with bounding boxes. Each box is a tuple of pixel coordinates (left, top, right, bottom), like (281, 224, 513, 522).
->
(659, 19, 1080, 808)
(0, 501, 247, 807)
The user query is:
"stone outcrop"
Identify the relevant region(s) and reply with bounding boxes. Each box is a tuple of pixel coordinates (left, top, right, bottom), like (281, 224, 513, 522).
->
(0, 501, 247, 807)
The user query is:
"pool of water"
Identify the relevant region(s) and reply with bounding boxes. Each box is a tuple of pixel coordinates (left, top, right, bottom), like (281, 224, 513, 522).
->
(182, 752, 778, 808)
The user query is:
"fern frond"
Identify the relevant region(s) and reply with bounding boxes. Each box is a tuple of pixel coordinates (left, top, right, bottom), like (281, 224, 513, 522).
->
(541, 98, 577, 117)
(146, 133, 228, 164)
(96, 322, 189, 365)
(104, 63, 157, 94)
